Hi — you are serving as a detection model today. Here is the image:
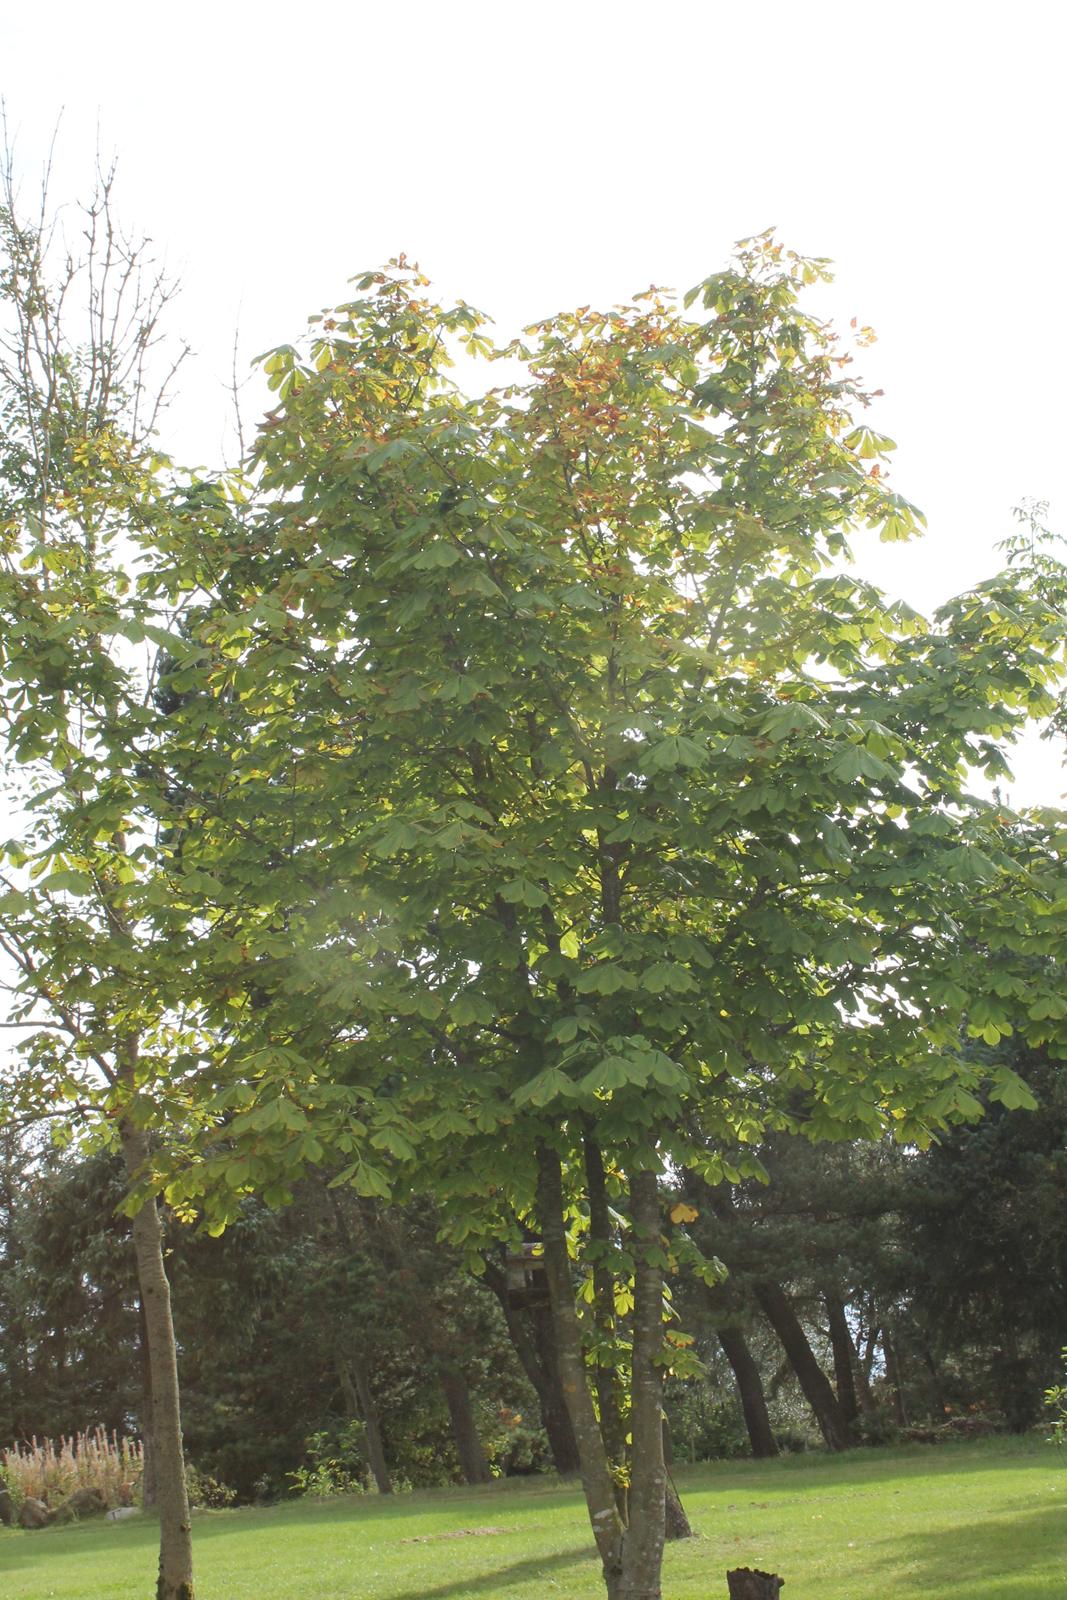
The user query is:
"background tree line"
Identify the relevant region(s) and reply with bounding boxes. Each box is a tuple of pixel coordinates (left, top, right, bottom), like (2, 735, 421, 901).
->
(3, 1035, 1063, 1502)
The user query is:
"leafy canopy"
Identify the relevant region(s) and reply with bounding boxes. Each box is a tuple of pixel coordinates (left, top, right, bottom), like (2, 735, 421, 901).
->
(141, 234, 1067, 1236)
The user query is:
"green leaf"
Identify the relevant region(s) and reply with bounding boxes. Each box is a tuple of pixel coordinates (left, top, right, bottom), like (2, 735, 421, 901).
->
(575, 963, 634, 996)
(498, 877, 549, 908)
(451, 992, 495, 1026)
(987, 1070, 1038, 1112)
(41, 869, 95, 896)
(760, 703, 829, 740)
(514, 1066, 576, 1107)
(639, 735, 707, 774)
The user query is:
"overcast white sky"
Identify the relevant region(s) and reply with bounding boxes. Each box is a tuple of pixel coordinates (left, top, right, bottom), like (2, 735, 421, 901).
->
(2, 0, 1065, 800)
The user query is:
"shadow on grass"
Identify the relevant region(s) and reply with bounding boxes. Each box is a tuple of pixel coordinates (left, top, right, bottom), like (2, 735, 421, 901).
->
(0, 1520, 596, 1599)
(868, 1500, 1067, 1594)
(385, 1543, 594, 1600)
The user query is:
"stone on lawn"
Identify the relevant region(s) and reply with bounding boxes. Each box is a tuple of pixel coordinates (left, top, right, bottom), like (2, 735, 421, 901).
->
(18, 1496, 55, 1529)
(54, 1487, 108, 1524)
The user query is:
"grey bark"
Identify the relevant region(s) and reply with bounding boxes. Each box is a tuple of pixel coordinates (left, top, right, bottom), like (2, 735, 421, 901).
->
(119, 1076, 193, 1600)
(138, 1295, 158, 1508)
(612, 1167, 667, 1600)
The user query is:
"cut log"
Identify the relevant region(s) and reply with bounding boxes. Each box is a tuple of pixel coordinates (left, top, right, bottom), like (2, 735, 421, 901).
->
(727, 1567, 785, 1599)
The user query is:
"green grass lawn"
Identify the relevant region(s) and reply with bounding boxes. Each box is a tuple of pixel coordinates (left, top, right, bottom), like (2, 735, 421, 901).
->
(2, 1437, 1063, 1600)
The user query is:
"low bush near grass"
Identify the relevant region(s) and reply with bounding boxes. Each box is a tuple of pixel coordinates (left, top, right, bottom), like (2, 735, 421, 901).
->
(0, 1428, 142, 1509)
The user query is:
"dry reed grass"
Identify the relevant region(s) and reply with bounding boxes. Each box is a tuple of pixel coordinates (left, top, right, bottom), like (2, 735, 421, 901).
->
(0, 1427, 143, 1507)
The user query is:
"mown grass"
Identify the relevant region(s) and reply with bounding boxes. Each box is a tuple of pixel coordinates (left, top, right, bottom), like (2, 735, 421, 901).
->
(1, 1437, 1063, 1599)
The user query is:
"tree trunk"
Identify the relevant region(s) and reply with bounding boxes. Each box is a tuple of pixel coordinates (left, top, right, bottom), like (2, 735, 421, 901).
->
(536, 1145, 625, 1591)
(922, 1344, 949, 1417)
(754, 1281, 852, 1451)
(825, 1291, 860, 1428)
(440, 1367, 491, 1485)
(853, 1315, 877, 1415)
(882, 1325, 908, 1426)
(529, 1297, 583, 1474)
(483, 1259, 582, 1475)
(614, 1167, 667, 1600)
(664, 1477, 692, 1542)
(338, 1355, 392, 1493)
(119, 1100, 193, 1600)
(717, 1324, 779, 1458)
(661, 1425, 692, 1540)
(857, 1312, 880, 1413)
(584, 1133, 628, 1488)
(138, 1296, 158, 1509)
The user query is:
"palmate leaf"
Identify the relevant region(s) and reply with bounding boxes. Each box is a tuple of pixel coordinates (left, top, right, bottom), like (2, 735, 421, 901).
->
(513, 1065, 578, 1108)
(638, 734, 707, 774)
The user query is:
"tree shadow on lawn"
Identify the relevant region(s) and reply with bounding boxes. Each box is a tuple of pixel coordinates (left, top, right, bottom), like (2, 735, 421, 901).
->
(866, 1500, 1067, 1595)
(383, 1543, 595, 1600)
(0, 1513, 595, 1589)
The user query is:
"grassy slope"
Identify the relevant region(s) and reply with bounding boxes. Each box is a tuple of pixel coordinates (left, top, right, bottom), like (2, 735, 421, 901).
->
(1, 1438, 1063, 1600)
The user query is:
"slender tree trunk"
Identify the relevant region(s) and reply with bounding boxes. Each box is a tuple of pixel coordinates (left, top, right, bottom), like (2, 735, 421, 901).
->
(440, 1368, 491, 1485)
(861, 1316, 880, 1400)
(536, 1145, 625, 1592)
(922, 1344, 949, 1417)
(100, 1286, 128, 1435)
(529, 1299, 584, 1475)
(754, 1281, 852, 1451)
(716, 1324, 779, 1458)
(138, 1297, 158, 1509)
(881, 1325, 908, 1427)
(119, 1091, 193, 1600)
(483, 1260, 582, 1475)
(854, 1313, 877, 1415)
(614, 1167, 667, 1600)
(584, 1133, 628, 1489)
(825, 1291, 860, 1427)
(662, 1422, 693, 1541)
(337, 1355, 392, 1493)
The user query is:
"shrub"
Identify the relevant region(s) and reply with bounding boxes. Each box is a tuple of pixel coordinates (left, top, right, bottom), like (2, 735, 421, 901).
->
(0, 1428, 142, 1508)
(184, 1463, 237, 1508)
(479, 1403, 553, 1477)
(1044, 1348, 1067, 1446)
(287, 1426, 367, 1499)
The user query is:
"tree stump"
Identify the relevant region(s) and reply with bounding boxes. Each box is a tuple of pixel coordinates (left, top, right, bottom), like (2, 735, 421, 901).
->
(727, 1568, 785, 1599)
